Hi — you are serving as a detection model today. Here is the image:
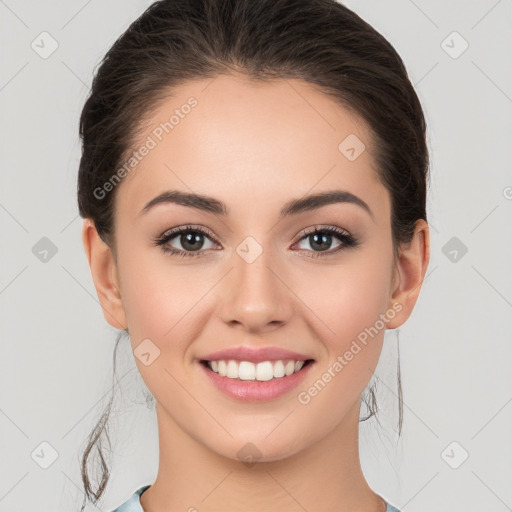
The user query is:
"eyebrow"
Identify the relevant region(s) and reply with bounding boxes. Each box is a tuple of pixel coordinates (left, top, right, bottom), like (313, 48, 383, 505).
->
(139, 189, 374, 221)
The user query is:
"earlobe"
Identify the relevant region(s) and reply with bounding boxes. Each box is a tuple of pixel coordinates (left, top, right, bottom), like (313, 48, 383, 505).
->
(81, 219, 128, 330)
(386, 219, 430, 329)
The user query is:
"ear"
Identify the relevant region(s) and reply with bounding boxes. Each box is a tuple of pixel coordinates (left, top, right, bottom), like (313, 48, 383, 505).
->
(386, 219, 430, 329)
(81, 218, 128, 330)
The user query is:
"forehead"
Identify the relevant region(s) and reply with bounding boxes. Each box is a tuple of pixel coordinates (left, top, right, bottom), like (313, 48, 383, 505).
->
(115, 73, 388, 223)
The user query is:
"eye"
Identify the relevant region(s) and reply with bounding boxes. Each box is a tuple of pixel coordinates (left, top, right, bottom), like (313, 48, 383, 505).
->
(153, 225, 219, 258)
(153, 224, 359, 259)
(293, 225, 359, 258)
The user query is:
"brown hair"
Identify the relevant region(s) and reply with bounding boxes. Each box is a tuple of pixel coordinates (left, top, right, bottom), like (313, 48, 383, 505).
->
(77, 0, 428, 508)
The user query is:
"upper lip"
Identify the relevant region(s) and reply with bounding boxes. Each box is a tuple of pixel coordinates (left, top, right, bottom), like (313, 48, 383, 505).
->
(200, 346, 314, 364)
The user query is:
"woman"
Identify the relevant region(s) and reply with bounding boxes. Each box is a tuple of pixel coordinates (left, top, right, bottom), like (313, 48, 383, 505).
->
(78, 0, 430, 510)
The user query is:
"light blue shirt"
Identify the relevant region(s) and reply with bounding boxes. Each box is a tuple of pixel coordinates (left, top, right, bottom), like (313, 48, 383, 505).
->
(110, 485, 402, 511)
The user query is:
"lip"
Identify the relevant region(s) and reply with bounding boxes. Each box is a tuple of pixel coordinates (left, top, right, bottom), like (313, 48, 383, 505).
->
(199, 346, 313, 364)
(198, 359, 315, 402)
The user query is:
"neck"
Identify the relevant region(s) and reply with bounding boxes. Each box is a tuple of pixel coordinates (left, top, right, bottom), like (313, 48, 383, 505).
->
(140, 401, 387, 512)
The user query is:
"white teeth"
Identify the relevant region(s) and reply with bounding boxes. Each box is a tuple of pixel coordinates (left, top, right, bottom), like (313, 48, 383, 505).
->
(256, 361, 273, 381)
(226, 360, 239, 378)
(285, 360, 295, 376)
(239, 361, 256, 381)
(273, 360, 285, 378)
(206, 359, 308, 381)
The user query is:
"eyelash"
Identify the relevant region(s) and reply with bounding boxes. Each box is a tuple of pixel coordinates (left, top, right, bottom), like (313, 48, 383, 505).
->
(153, 224, 359, 259)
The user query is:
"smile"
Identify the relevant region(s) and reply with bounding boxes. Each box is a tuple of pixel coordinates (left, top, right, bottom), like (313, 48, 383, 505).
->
(203, 359, 312, 381)
(199, 359, 315, 402)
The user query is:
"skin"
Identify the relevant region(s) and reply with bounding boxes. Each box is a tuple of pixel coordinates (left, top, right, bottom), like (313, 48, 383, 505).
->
(82, 73, 430, 512)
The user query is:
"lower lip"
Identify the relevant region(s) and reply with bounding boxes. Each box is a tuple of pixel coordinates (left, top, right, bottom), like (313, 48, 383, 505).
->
(198, 360, 315, 402)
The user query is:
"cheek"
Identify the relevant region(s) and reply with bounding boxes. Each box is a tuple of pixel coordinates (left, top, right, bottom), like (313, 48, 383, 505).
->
(116, 239, 222, 371)
(293, 247, 394, 407)
(300, 250, 393, 343)
(115, 237, 192, 345)
(114, 245, 209, 402)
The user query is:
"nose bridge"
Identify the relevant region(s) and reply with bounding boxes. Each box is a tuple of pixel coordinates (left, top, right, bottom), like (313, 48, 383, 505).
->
(219, 235, 293, 331)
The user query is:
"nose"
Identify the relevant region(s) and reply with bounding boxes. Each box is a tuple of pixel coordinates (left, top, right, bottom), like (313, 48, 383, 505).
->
(218, 242, 294, 333)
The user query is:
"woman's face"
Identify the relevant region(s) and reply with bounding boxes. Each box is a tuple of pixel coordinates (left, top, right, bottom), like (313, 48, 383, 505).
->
(88, 74, 427, 462)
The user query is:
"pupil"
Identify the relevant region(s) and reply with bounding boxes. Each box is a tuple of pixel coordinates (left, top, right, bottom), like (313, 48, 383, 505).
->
(311, 233, 331, 252)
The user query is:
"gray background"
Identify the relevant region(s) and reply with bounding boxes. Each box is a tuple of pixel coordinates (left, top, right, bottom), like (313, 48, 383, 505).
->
(1, 1, 511, 511)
